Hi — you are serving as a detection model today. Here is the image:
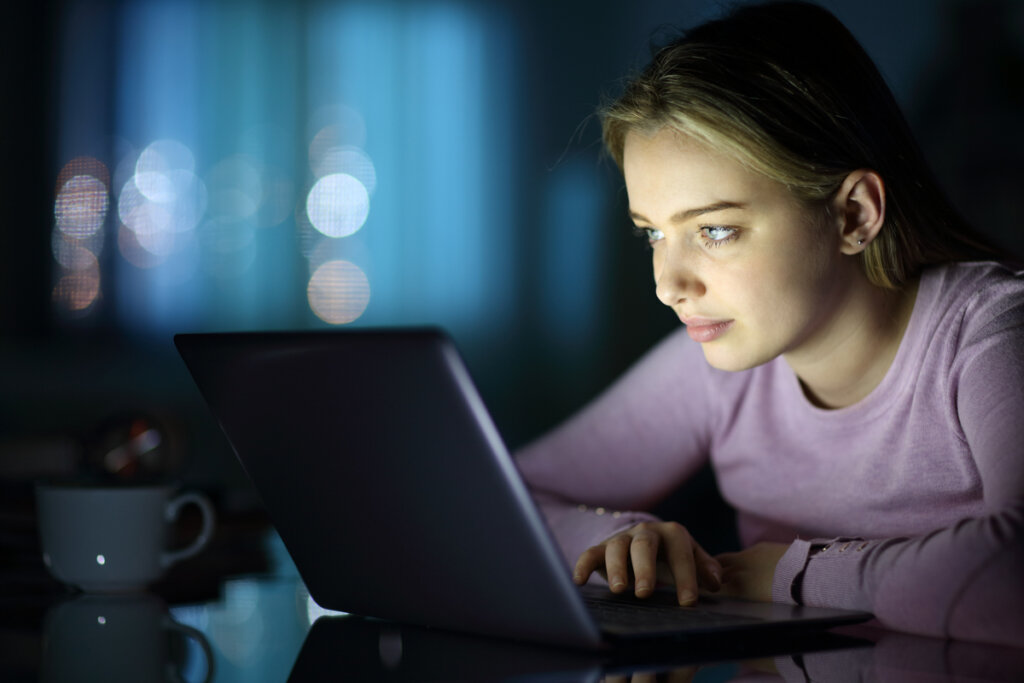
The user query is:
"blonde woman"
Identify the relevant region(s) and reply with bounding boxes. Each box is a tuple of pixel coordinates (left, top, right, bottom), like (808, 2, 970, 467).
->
(516, 1, 1023, 647)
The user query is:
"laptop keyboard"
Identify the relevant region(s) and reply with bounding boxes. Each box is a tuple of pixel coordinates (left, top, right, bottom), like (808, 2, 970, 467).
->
(582, 590, 763, 632)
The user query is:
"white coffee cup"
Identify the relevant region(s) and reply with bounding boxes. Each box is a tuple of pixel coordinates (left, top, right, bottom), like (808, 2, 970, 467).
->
(36, 483, 215, 592)
(41, 593, 214, 683)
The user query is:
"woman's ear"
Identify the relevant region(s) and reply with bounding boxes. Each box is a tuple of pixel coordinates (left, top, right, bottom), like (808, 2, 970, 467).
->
(832, 169, 885, 255)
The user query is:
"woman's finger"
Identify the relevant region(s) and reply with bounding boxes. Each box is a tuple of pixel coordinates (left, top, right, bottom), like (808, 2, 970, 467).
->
(628, 526, 660, 597)
(573, 544, 606, 585)
(604, 534, 633, 592)
(691, 539, 723, 591)
(659, 523, 700, 605)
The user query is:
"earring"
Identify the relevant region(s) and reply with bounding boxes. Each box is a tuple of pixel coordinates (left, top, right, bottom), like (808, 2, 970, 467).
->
(857, 239, 865, 245)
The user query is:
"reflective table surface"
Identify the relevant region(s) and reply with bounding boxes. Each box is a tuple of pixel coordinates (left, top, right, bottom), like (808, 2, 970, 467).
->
(3, 527, 1023, 681)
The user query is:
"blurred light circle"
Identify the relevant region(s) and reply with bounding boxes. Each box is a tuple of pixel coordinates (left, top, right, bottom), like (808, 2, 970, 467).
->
(112, 148, 140, 199)
(134, 170, 176, 203)
(123, 198, 173, 242)
(314, 146, 377, 195)
(308, 107, 367, 173)
(165, 169, 207, 233)
(53, 242, 99, 272)
(52, 230, 104, 269)
(52, 251, 100, 311)
(137, 139, 195, 176)
(55, 175, 109, 239)
(57, 156, 110, 187)
(306, 174, 369, 238)
(118, 223, 167, 269)
(307, 260, 370, 324)
(118, 178, 168, 235)
(56, 156, 110, 193)
(134, 223, 183, 256)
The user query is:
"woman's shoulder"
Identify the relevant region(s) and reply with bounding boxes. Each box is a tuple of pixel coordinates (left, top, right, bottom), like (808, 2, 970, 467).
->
(919, 261, 1024, 321)
(916, 260, 1024, 351)
(922, 260, 1024, 296)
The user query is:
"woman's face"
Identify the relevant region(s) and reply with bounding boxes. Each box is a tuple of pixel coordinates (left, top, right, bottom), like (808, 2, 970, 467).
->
(623, 126, 852, 372)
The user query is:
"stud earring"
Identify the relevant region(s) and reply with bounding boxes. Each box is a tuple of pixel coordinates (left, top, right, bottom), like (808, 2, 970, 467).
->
(857, 238, 865, 245)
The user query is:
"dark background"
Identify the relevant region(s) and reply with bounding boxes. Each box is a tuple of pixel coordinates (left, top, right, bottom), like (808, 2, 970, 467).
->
(2, 0, 1022, 517)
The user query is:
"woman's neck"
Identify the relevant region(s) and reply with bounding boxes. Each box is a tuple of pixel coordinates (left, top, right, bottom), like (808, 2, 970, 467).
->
(785, 273, 920, 410)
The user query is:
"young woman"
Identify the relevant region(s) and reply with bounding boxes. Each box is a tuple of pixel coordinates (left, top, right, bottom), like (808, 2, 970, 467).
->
(515, 1, 1024, 647)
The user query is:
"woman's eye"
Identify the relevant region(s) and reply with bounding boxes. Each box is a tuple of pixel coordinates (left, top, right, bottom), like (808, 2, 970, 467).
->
(632, 226, 664, 245)
(700, 226, 737, 246)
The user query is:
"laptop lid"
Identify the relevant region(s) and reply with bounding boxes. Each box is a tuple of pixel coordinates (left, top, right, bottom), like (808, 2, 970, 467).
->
(175, 328, 603, 648)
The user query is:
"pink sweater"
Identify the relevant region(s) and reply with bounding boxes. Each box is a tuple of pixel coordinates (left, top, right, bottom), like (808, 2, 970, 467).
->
(515, 261, 1024, 648)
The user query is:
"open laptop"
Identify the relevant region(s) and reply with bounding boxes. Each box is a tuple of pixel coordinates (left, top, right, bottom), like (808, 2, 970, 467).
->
(174, 328, 871, 649)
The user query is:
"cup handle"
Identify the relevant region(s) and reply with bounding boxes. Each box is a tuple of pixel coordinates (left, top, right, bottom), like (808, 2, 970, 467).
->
(163, 617, 216, 683)
(161, 491, 216, 569)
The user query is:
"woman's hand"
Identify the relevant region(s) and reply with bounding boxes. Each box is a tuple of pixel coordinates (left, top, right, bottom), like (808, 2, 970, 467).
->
(714, 542, 789, 602)
(572, 521, 723, 606)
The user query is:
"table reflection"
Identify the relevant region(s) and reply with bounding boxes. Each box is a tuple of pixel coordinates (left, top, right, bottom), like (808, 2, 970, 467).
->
(168, 578, 328, 683)
(12, 529, 1024, 681)
(42, 592, 213, 683)
(286, 606, 1024, 682)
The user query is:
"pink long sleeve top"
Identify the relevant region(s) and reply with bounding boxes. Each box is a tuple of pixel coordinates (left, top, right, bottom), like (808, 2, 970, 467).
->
(515, 261, 1024, 648)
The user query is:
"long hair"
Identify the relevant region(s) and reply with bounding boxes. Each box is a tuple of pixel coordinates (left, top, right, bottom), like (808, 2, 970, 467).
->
(601, 1, 998, 289)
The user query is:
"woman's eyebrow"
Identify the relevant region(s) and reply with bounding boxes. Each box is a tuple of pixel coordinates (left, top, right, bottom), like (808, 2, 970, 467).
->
(628, 201, 747, 224)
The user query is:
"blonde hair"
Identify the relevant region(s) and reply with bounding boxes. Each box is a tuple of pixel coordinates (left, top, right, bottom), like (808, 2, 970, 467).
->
(601, 2, 997, 289)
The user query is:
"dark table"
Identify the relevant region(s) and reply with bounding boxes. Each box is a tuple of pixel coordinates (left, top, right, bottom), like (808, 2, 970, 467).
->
(3, 516, 1023, 681)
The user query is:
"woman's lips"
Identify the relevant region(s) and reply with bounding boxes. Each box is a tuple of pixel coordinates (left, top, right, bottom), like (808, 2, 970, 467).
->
(681, 317, 734, 343)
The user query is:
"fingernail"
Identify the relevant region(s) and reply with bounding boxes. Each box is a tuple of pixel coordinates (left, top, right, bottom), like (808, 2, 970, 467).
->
(573, 572, 583, 584)
(705, 563, 722, 586)
(678, 589, 696, 605)
(611, 577, 626, 590)
(636, 580, 650, 594)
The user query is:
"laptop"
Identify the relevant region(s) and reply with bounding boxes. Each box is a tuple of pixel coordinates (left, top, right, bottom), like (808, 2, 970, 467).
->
(174, 328, 871, 649)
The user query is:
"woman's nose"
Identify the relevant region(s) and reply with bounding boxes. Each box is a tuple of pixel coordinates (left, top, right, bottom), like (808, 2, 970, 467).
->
(654, 247, 705, 307)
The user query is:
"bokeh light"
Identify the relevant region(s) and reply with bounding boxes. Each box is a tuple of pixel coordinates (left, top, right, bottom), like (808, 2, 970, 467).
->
(52, 157, 110, 319)
(52, 240, 101, 271)
(115, 139, 206, 269)
(313, 145, 376, 195)
(307, 106, 367, 173)
(55, 175, 109, 239)
(56, 156, 111, 192)
(136, 139, 195, 178)
(52, 249, 101, 312)
(117, 222, 166, 269)
(307, 259, 370, 324)
(306, 173, 370, 238)
(52, 230, 104, 270)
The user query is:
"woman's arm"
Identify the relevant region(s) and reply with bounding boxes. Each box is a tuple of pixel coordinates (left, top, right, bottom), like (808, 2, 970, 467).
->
(514, 328, 718, 566)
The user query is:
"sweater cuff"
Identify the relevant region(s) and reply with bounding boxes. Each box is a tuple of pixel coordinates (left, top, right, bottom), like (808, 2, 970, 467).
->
(534, 493, 660, 569)
(798, 537, 872, 612)
(773, 538, 813, 604)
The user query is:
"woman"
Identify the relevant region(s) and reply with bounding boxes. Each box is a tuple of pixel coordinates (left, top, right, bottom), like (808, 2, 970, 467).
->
(515, 1, 1024, 647)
